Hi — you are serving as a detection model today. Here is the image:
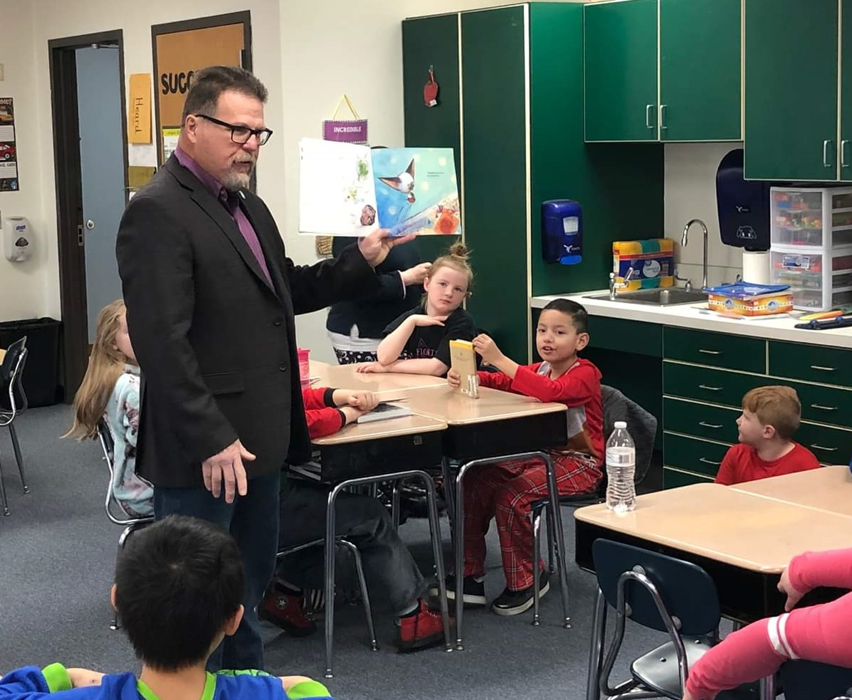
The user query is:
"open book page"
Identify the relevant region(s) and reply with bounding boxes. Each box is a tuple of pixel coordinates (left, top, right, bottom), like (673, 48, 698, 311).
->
(356, 402, 412, 424)
(298, 138, 379, 235)
(372, 147, 460, 237)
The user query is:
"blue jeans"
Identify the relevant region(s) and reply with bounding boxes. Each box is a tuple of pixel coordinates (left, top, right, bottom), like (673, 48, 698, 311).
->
(153, 470, 280, 671)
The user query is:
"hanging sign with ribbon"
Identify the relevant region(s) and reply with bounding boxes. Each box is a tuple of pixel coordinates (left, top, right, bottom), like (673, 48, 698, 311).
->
(322, 94, 368, 144)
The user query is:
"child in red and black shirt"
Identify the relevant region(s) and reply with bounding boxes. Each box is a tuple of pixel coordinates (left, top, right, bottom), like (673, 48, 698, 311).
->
(714, 385, 819, 486)
(446, 299, 604, 616)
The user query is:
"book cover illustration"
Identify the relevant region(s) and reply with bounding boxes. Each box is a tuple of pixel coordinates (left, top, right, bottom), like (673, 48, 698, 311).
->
(298, 139, 460, 237)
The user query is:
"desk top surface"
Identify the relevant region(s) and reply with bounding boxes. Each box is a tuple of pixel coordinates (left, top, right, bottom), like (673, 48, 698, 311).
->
(574, 482, 852, 573)
(311, 413, 447, 446)
(0, 348, 5, 364)
(309, 360, 447, 395)
(402, 384, 567, 425)
(732, 465, 852, 517)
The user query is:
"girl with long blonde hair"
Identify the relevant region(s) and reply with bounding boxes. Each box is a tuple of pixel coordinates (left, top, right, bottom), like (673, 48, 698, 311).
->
(66, 299, 152, 517)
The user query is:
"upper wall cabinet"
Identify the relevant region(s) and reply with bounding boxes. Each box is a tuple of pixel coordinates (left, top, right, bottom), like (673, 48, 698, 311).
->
(585, 0, 742, 143)
(744, 0, 839, 181)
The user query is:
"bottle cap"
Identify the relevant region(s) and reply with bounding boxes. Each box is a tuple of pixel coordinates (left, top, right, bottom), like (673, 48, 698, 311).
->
(614, 421, 627, 429)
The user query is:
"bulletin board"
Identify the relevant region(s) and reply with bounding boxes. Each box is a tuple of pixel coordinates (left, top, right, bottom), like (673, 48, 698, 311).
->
(0, 97, 19, 191)
(151, 12, 252, 164)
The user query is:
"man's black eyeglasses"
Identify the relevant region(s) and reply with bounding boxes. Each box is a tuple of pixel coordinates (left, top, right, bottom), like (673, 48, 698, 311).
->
(194, 114, 273, 146)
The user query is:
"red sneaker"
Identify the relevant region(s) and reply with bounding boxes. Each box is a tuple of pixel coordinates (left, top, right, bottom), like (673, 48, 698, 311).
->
(396, 600, 453, 653)
(258, 587, 318, 637)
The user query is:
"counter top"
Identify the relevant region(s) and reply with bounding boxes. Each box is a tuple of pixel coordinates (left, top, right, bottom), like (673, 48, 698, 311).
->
(531, 290, 852, 349)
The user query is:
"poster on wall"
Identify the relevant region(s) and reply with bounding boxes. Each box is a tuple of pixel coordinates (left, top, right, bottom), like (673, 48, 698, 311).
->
(152, 15, 249, 165)
(0, 97, 19, 191)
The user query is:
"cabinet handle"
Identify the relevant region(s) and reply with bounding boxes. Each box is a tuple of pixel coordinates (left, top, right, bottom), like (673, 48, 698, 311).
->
(660, 104, 668, 131)
(699, 421, 723, 429)
(698, 384, 722, 392)
(810, 365, 836, 372)
(646, 104, 655, 130)
(810, 443, 838, 452)
(824, 140, 834, 168)
(842, 140, 850, 168)
(699, 349, 722, 356)
(810, 404, 838, 412)
(699, 457, 722, 466)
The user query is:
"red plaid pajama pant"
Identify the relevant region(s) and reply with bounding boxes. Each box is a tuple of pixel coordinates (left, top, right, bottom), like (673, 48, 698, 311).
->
(462, 452, 602, 591)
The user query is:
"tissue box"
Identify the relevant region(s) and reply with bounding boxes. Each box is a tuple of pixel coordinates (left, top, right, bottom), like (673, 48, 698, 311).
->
(705, 282, 793, 316)
(612, 239, 674, 291)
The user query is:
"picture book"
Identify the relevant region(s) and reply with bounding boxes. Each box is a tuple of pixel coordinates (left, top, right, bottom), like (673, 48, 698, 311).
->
(449, 339, 479, 398)
(356, 401, 413, 424)
(299, 138, 460, 237)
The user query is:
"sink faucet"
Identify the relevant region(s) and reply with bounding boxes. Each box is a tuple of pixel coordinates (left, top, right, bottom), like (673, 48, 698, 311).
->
(681, 218, 709, 291)
(609, 267, 635, 299)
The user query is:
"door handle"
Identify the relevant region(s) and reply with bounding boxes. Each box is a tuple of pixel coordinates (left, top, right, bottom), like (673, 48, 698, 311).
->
(810, 443, 838, 452)
(842, 140, 850, 168)
(698, 421, 723, 429)
(698, 384, 722, 392)
(645, 104, 655, 130)
(824, 139, 834, 168)
(699, 349, 722, 356)
(810, 404, 838, 412)
(699, 457, 722, 466)
(659, 104, 668, 131)
(810, 365, 836, 372)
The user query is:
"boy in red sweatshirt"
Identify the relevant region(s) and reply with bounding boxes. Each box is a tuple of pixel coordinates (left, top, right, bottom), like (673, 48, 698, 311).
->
(714, 385, 819, 486)
(446, 299, 604, 616)
(260, 385, 451, 652)
(684, 547, 852, 699)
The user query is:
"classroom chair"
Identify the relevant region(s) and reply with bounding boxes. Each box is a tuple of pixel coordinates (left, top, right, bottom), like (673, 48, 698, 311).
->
(0, 337, 29, 516)
(586, 538, 720, 700)
(529, 385, 658, 623)
(779, 660, 852, 700)
(96, 419, 154, 630)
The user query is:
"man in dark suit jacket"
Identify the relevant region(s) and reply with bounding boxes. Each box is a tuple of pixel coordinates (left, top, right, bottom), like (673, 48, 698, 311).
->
(116, 66, 410, 671)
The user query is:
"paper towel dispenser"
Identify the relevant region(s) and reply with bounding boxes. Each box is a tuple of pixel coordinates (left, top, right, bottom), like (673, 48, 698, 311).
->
(715, 149, 771, 252)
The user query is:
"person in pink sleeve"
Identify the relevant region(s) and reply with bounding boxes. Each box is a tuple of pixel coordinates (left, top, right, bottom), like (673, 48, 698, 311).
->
(443, 299, 604, 616)
(683, 547, 852, 700)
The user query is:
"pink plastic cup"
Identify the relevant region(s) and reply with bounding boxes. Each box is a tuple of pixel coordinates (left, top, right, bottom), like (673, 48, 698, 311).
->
(297, 347, 311, 387)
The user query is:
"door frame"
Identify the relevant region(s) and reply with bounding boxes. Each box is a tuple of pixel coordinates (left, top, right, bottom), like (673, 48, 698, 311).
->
(49, 30, 127, 402)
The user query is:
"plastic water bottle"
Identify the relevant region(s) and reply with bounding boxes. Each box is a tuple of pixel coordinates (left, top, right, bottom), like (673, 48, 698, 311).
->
(606, 421, 636, 514)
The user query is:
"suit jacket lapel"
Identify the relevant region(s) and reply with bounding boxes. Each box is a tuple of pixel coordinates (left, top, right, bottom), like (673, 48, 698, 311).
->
(238, 193, 292, 307)
(166, 158, 277, 296)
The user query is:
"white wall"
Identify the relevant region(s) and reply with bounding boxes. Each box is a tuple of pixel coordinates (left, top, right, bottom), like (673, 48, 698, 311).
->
(664, 142, 745, 288)
(0, 2, 43, 319)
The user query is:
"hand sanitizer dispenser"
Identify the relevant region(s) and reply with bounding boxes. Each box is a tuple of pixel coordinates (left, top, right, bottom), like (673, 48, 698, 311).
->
(3, 217, 32, 262)
(541, 199, 582, 265)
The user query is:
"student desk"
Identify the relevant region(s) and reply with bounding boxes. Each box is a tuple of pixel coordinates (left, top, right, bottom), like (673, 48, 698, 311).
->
(0, 348, 5, 364)
(308, 360, 446, 396)
(299, 414, 451, 678)
(732, 465, 852, 516)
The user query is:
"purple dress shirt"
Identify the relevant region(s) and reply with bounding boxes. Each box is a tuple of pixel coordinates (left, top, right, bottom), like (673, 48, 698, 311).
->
(174, 147, 274, 287)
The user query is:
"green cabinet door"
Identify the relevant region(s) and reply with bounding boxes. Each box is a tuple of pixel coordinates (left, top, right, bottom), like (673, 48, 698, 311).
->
(659, 0, 741, 141)
(461, 6, 529, 362)
(402, 14, 462, 263)
(745, 0, 839, 181)
(584, 0, 658, 142)
(841, 0, 852, 182)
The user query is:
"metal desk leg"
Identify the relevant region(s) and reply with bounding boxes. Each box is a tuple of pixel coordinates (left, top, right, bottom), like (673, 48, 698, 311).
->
(453, 460, 478, 651)
(759, 674, 775, 700)
(540, 452, 571, 628)
(532, 508, 542, 626)
(417, 470, 452, 652)
(324, 484, 345, 678)
(440, 457, 455, 527)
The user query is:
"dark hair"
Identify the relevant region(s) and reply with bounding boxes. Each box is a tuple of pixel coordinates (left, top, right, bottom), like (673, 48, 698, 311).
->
(114, 515, 244, 671)
(181, 66, 268, 124)
(541, 298, 589, 334)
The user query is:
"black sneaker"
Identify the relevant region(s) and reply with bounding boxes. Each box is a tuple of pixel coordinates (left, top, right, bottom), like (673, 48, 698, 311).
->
(491, 570, 550, 616)
(431, 575, 487, 608)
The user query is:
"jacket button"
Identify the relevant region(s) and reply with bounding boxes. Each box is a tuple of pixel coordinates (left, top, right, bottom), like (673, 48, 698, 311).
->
(273, 318, 282, 326)
(279, 364, 287, 372)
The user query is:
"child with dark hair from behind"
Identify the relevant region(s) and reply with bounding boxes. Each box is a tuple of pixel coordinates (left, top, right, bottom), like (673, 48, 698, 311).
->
(714, 385, 819, 485)
(0, 516, 332, 700)
(444, 298, 604, 616)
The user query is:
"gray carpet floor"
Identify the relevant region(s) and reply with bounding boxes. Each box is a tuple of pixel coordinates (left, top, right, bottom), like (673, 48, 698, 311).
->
(0, 405, 670, 699)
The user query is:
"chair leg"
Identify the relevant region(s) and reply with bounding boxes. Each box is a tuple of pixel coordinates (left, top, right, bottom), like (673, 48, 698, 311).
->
(338, 539, 378, 651)
(0, 450, 10, 516)
(585, 587, 607, 700)
(545, 501, 557, 575)
(391, 483, 401, 532)
(8, 424, 27, 493)
(532, 508, 542, 627)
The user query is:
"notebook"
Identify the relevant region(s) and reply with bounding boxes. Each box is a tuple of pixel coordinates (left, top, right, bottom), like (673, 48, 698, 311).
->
(356, 401, 412, 424)
(449, 339, 479, 397)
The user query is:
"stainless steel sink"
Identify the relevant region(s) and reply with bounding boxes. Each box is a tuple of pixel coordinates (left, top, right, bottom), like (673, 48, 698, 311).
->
(585, 288, 708, 306)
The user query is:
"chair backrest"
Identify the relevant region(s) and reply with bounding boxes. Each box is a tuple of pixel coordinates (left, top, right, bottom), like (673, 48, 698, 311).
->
(780, 661, 852, 700)
(601, 384, 658, 483)
(97, 418, 141, 526)
(592, 538, 720, 636)
(0, 337, 28, 415)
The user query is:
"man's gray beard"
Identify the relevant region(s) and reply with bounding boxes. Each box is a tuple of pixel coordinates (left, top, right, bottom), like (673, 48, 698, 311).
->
(221, 168, 252, 192)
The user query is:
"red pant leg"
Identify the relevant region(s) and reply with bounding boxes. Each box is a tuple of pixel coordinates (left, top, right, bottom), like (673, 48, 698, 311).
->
(461, 463, 525, 578)
(494, 454, 602, 591)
